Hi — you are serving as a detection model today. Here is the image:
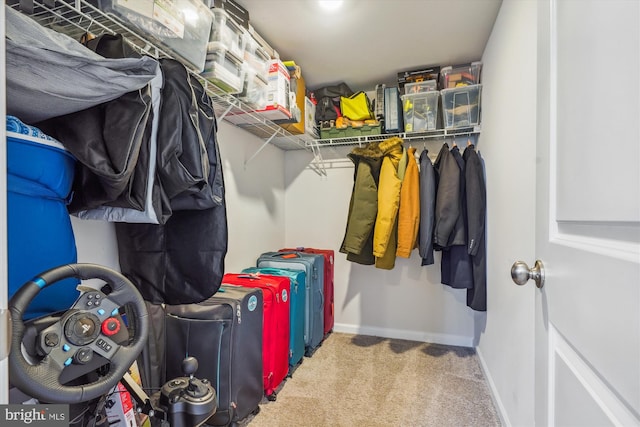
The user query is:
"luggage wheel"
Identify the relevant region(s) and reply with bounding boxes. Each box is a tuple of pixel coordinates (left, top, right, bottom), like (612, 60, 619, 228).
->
(266, 391, 277, 402)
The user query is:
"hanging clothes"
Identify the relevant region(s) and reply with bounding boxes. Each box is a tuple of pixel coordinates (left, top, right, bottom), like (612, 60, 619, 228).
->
(433, 142, 463, 248)
(115, 60, 228, 304)
(396, 147, 421, 258)
(340, 137, 403, 265)
(463, 145, 487, 311)
(418, 148, 436, 266)
(375, 145, 406, 269)
(440, 145, 473, 289)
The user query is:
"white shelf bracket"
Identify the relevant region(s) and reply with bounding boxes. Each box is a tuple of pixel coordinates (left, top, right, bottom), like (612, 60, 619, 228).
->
(218, 103, 235, 121)
(244, 128, 279, 168)
(308, 140, 327, 177)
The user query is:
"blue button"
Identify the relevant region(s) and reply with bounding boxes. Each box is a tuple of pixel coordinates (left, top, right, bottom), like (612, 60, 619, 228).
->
(97, 309, 105, 316)
(64, 358, 73, 366)
(63, 344, 70, 352)
(111, 308, 119, 316)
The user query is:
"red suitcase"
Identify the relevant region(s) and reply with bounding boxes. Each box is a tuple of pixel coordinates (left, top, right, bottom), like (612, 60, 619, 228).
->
(280, 247, 335, 336)
(222, 273, 290, 399)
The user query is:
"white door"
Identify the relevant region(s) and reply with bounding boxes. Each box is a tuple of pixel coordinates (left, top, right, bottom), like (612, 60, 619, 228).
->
(533, 0, 640, 425)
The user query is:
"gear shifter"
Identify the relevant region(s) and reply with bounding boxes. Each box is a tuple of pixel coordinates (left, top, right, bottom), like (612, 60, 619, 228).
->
(156, 356, 217, 427)
(182, 357, 209, 399)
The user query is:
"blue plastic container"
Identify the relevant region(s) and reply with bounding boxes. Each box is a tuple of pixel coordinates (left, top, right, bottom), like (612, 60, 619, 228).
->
(7, 116, 79, 319)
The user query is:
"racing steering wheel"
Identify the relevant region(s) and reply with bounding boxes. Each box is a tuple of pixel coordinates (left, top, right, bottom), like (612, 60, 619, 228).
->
(9, 263, 149, 404)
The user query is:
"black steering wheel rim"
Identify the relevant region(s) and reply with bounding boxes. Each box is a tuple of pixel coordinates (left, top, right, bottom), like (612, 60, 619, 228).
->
(9, 263, 149, 404)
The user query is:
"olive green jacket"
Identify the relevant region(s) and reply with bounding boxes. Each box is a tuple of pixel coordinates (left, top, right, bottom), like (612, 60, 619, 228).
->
(340, 137, 404, 266)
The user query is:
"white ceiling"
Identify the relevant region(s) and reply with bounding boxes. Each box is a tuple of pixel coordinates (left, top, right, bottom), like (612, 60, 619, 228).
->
(235, 0, 503, 92)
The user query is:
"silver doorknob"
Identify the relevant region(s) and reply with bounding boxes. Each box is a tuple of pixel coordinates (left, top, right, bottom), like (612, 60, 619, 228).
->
(511, 260, 545, 288)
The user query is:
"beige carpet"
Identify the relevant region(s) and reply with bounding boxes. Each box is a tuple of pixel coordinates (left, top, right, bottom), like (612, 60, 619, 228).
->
(243, 332, 501, 427)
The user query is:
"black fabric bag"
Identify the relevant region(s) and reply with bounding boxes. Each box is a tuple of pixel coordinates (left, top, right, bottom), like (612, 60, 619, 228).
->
(36, 32, 154, 214)
(37, 86, 153, 213)
(115, 198, 228, 304)
(82, 33, 140, 59)
(311, 82, 353, 122)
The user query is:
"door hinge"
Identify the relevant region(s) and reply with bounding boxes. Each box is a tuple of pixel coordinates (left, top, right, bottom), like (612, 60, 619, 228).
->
(0, 309, 11, 361)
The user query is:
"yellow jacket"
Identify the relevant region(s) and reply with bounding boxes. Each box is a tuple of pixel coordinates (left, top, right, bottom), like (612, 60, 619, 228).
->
(396, 147, 421, 258)
(372, 138, 404, 261)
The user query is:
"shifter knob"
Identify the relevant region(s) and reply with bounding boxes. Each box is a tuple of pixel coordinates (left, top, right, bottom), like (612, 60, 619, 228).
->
(182, 356, 198, 377)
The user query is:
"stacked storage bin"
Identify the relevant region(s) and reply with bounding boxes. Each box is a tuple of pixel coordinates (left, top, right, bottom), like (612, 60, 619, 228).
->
(202, 8, 247, 94)
(401, 80, 439, 133)
(239, 35, 270, 109)
(440, 62, 483, 129)
(95, 0, 212, 72)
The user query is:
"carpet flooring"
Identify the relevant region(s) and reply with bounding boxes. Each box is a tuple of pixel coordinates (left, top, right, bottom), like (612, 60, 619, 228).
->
(243, 332, 501, 427)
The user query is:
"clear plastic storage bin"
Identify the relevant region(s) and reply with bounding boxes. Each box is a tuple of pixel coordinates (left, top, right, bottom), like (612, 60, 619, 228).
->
(201, 49, 245, 94)
(401, 91, 440, 132)
(441, 84, 482, 129)
(243, 36, 270, 79)
(238, 68, 268, 109)
(208, 8, 247, 60)
(94, 0, 212, 72)
(439, 62, 482, 89)
(404, 80, 437, 94)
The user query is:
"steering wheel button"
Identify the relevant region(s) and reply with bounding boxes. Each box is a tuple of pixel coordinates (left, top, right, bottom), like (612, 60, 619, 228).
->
(104, 344, 112, 351)
(94, 301, 100, 307)
(101, 318, 121, 336)
(63, 344, 70, 352)
(97, 309, 105, 316)
(87, 294, 93, 299)
(87, 301, 93, 307)
(64, 357, 73, 366)
(111, 308, 119, 316)
(95, 294, 101, 299)
(44, 333, 59, 347)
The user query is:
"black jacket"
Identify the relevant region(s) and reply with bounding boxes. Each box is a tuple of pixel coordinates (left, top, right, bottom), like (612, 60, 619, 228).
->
(463, 146, 487, 311)
(440, 146, 473, 289)
(418, 149, 436, 266)
(433, 143, 466, 248)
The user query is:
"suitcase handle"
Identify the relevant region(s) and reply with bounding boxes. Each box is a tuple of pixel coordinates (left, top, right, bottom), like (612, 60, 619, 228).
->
(275, 252, 300, 259)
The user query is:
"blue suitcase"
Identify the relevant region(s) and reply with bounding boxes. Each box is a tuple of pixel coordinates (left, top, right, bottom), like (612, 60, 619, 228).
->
(242, 267, 306, 368)
(257, 252, 324, 356)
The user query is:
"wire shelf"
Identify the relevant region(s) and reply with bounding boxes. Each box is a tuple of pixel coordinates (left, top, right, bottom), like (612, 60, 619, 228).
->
(7, 0, 310, 152)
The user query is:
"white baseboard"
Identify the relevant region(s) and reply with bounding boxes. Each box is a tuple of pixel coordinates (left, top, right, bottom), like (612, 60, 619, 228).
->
(476, 346, 510, 427)
(333, 323, 474, 348)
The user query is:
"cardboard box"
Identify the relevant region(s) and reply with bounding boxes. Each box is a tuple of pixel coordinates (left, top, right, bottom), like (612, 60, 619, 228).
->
(275, 73, 306, 134)
(105, 382, 136, 427)
(226, 59, 291, 122)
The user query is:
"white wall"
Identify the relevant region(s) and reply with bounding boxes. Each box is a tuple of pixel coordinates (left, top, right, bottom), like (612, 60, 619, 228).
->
(475, 1, 538, 426)
(71, 120, 287, 279)
(284, 146, 475, 347)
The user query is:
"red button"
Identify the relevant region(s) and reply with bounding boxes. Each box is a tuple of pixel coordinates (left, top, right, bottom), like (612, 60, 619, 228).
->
(101, 317, 121, 336)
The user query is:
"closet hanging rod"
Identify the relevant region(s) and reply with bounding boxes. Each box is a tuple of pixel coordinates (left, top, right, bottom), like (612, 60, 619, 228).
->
(307, 125, 481, 149)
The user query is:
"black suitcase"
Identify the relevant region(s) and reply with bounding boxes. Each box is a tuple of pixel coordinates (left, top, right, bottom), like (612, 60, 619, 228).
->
(165, 285, 264, 426)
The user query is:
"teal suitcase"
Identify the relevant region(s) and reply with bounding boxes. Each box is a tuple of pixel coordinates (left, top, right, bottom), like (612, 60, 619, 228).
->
(242, 267, 306, 369)
(257, 252, 324, 356)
